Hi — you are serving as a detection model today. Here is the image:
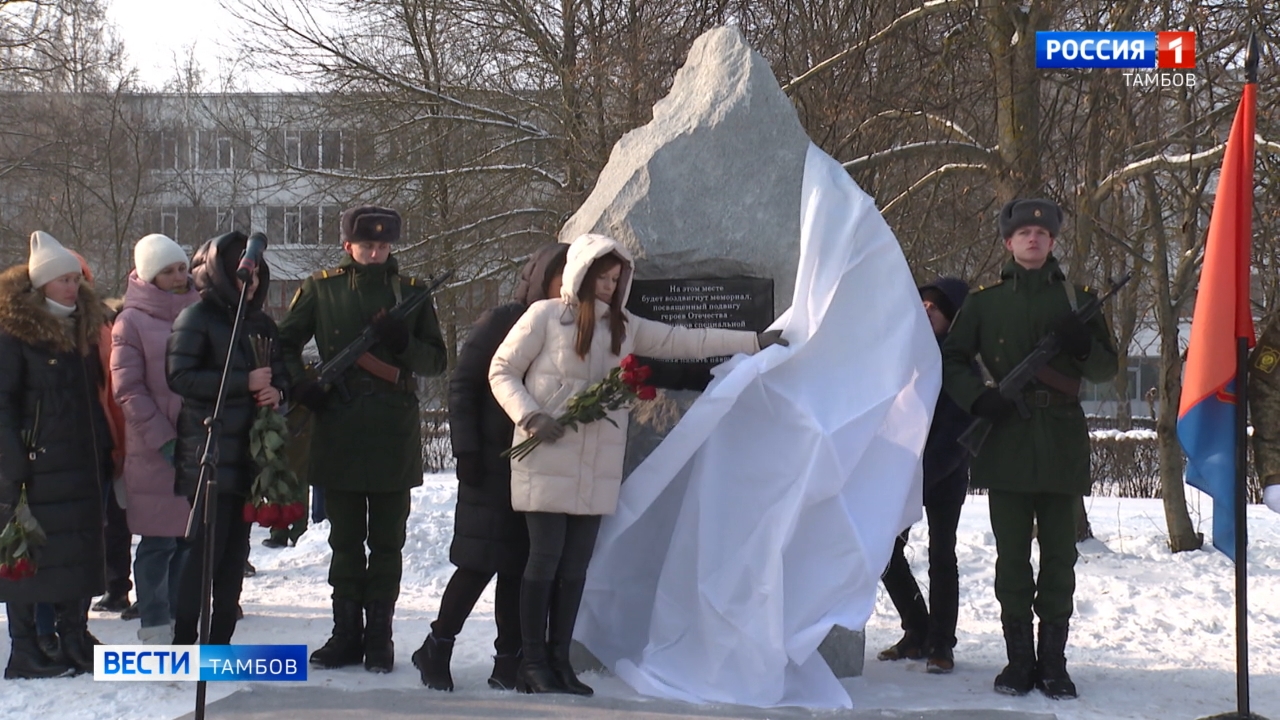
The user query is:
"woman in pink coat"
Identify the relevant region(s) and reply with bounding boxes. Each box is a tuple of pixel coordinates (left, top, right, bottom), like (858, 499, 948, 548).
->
(110, 234, 199, 644)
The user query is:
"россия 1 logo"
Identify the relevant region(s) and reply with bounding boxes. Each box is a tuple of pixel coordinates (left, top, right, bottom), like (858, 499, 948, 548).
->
(1036, 31, 1196, 86)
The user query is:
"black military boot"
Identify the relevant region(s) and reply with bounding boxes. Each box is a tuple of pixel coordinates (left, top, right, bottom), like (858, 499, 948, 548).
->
(546, 578, 592, 696)
(363, 599, 395, 673)
(4, 603, 75, 680)
(488, 651, 521, 690)
(53, 601, 93, 675)
(876, 629, 926, 661)
(1036, 622, 1078, 699)
(515, 579, 562, 694)
(993, 620, 1037, 696)
(310, 598, 364, 669)
(411, 633, 453, 690)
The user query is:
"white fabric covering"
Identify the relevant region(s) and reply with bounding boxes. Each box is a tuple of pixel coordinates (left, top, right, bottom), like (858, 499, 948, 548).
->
(576, 142, 941, 708)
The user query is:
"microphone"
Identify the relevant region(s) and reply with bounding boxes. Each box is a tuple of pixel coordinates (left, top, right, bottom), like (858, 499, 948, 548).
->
(237, 232, 268, 282)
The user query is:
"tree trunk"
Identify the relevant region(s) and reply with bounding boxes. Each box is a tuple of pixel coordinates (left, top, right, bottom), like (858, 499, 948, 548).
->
(1142, 174, 1203, 552)
(981, 0, 1047, 199)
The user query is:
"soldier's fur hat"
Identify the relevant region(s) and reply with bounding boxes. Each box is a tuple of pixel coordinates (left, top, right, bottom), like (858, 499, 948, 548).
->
(998, 198, 1063, 239)
(341, 206, 401, 244)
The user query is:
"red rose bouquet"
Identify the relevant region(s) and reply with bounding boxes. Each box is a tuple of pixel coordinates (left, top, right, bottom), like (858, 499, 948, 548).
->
(243, 335, 307, 530)
(503, 354, 656, 461)
(0, 487, 46, 581)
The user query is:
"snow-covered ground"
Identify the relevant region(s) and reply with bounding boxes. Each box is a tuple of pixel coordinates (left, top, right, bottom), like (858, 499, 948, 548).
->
(2, 473, 1278, 719)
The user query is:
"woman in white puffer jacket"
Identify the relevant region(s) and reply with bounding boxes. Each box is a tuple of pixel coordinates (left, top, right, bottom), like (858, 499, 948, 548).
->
(489, 233, 786, 695)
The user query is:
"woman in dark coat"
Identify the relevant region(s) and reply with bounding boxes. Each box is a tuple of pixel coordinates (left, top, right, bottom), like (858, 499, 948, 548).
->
(878, 277, 972, 674)
(0, 231, 112, 679)
(412, 243, 569, 691)
(167, 231, 288, 645)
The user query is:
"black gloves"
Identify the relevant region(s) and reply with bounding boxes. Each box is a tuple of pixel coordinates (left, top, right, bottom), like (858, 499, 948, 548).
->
(757, 330, 789, 349)
(525, 413, 566, 443)
(373, 313, 410, 354)
(1052, 313, 1092, 359)
(293, 380, 329, 412)
(971, 388, 1016, 421)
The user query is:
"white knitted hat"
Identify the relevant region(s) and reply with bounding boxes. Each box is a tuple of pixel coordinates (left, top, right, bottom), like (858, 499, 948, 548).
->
(28, 231, 82, 289)
(134, 233, 190, 283)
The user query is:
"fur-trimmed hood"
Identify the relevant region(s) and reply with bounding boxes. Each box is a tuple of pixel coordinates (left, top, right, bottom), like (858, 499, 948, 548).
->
(560, 234, 634, 307)
(0, 264, 105, 355)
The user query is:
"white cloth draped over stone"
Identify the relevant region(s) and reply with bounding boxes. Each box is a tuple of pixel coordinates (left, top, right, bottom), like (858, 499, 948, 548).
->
(575, 143, 941, 709)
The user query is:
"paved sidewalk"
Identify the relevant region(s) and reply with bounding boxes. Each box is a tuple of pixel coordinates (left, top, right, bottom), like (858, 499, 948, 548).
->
(178, 686, 1058, 720)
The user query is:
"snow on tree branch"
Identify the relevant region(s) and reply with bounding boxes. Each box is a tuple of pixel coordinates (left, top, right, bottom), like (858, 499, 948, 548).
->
(857, 110, 978, 144)
(783, 0, 967, 94)
(843, 140, 996, 171)
(881, 163, 988, 214)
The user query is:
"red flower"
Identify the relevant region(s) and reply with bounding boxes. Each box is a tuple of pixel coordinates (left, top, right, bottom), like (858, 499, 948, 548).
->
(620, 354, 640, 371)
(243, 503, 258, 524)
(636, 385, 657, 401)
(634, 365, 652, 382)
(621, 370, 639, 386)
(289, 502, 307, 524)
(12, 557, 32, 579)
(0, 564, 11, 580)
(256, 503, 281, 528)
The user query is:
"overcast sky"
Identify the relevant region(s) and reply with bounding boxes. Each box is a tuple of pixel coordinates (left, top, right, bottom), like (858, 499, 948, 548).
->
(107, 0, 302, 90)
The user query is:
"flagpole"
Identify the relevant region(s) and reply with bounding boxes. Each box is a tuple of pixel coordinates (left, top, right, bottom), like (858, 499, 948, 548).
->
(1234, 335, 1250, 718)
(1199, 31, 1265, 720)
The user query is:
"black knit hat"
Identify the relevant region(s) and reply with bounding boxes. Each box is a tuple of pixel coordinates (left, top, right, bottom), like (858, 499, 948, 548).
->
(341, 206, 401, 244)
(997, 198, 1063, 239)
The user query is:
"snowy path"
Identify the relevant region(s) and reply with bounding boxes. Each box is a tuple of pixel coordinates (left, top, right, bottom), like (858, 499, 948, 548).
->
(1, 474, 1277, 719)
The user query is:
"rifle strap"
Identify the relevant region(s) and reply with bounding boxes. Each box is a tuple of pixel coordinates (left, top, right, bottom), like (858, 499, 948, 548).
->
(1035, 365, 1081, 398)
(392, 274, 403, 306)
(356, 352, 402, 386)
(1063, 279, 1078, 312)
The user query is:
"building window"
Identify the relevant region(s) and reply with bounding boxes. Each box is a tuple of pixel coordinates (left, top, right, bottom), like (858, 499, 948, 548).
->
(284, 207, 302, 245)
(321, 130, 342, 169)
(160, 208, 179, 240)
(284, 131, 302, 167)
(146, 130, 181, 170)
(217, 136, 233, 169)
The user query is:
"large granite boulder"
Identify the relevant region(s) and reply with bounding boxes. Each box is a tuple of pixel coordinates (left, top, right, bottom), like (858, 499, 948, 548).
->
(561, 26, 865, 678)
(558, 26, 807, 314)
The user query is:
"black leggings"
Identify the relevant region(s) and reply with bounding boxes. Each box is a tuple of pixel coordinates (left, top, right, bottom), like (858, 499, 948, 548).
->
(523, 513, 601, 583)
(173, 495, 251, 645)
(431, 568, 522, 655)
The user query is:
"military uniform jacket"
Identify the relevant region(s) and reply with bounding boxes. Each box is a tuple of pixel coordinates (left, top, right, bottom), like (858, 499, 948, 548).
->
(277, 254, 447, 492)
(941, 256, 1118, 495)
(1250, 317, 1280, 488)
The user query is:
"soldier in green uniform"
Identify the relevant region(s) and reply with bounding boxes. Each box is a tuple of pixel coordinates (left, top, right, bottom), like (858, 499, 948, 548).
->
(278, 206, 448, 674)
(1249, 317, 1280, 515)
(941, 199, 1118, 700)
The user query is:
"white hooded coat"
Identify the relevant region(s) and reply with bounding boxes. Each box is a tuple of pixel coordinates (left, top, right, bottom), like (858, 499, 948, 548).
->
(488, 233, 760, 515)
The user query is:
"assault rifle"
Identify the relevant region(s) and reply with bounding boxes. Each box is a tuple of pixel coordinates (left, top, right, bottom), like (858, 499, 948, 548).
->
(288, 269, 452, 414)
(956, 271, 1132, 456)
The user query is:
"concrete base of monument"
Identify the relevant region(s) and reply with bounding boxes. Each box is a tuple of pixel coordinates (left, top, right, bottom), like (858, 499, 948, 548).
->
(181, 685, 1059, 720)
(570, 625, 866, 679)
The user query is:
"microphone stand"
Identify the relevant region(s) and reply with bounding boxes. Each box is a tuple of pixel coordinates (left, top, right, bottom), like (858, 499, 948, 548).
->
(186, 272, 254, 720)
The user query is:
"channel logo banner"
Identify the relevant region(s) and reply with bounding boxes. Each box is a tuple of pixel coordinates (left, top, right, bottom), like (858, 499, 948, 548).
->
(1037, 32, 1156, 68)
(94, 645, 308, 682)
(1036, 31, 1196, 69)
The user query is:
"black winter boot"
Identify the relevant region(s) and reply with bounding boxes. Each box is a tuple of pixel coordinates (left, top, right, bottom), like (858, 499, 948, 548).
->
(488, 652, 521, 690)
(363, 599, 396, 673)
(876, 629, 927, 661)
(411, 633, 454, 690)
(993, 620, 1037, 696)
(53, 601, 93, 674)
(547, 578, 592, 696)
(515, 579, 562, 694)
(4, 603, 75, 679)
(1036, 622, 1078, 699)
(310, 598, 364, 668)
